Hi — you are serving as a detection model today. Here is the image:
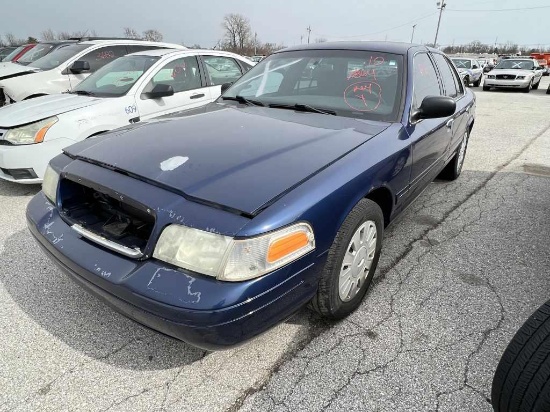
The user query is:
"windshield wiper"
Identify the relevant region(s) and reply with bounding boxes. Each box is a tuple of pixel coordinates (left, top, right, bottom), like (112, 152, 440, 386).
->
(269, 103, 336, 116)
(70, 90, 96, 96)
(222, 95, 264, 106)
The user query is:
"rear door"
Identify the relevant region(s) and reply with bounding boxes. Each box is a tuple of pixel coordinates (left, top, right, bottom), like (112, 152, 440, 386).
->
(137, 54, 211, 120)
(200, 55, 245, 100)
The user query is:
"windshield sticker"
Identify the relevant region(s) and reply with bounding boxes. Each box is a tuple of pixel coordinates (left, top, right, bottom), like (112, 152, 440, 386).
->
(96, 50, 115, 60)
(344, 81, 382, 112)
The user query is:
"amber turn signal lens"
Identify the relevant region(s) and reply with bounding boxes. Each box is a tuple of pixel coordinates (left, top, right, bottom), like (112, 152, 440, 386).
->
(267, 232, 310, 263)
(35, 119, 58, 143)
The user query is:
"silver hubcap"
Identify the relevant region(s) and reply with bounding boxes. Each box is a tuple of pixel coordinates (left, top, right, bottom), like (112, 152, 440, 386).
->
(457, 132, 468, 173)
(339, 221, 377, 302)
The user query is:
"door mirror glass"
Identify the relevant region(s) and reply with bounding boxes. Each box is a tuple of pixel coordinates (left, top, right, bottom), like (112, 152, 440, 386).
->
(145, 83, 174, 99)
(414, 95, 456, 121)
(472, 65, 479, 69)
(221, 82, 233, 94)
(70, 60, 90, 74)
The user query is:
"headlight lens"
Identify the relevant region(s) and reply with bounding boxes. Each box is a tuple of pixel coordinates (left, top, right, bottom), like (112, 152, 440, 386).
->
(4, 116, 58, 145)
(42, 165, 59, 204)
(153, 222, 315, 282)
(487, 75, 495, 79)
(516, 76, 526, 79)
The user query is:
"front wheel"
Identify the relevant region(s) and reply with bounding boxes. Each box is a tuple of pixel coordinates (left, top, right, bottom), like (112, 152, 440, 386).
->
(532, 80, 540, 90)
(492, 300, 550, 412)
(438, 130, 469, 181)
(473, 76, 481, 87)
(523, 81, 532, 93)
(483, 85, 491, 91)
(311, 199, 384, 320)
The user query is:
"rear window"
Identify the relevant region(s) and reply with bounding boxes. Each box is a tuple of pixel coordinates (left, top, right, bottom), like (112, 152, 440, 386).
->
(29, 44, 88, 70)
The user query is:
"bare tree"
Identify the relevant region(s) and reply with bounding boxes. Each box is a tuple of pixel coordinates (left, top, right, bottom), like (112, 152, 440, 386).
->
(41, 28, 56, 41)
(57, 31, 72, 40)
(142, 29, 163, 42)
(222, 13, 251, 52)
(4, 33, 19, 46)
(124, 27, 140, 39)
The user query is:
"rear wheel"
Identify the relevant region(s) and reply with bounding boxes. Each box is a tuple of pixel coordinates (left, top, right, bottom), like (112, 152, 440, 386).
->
(483, 85, 491, 91)
(438, 130, 469, 181)
(311, 199, 383, 320)
(464, 76, 470, 87)
(492, 300, 550, 412)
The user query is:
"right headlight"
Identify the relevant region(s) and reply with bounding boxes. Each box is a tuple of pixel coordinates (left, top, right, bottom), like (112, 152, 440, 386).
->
(487, 75, 495, 79)
(42, 165, 60, 204)
(153, 222, 315, 282)
(4, 116, 58, 145)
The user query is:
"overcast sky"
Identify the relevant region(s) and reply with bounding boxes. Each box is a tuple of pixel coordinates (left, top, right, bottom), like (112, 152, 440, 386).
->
(3, 0, 549, 48)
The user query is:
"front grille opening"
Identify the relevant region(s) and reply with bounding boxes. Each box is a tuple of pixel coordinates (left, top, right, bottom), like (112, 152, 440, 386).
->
(59, 179, 155, 252)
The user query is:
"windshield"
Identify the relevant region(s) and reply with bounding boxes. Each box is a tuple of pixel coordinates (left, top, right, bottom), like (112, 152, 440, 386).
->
(495, 60, 534, 70)
(223, 50, 404, 121)
(451, 59, 472, 69)
(2, 45, 25, 62)
(17, 43, 56, 65)
(29, 44, 88, 70)
(73, 55, 160, 97)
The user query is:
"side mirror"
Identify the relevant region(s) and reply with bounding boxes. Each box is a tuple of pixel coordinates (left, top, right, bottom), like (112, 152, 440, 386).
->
(145, 84, 174, 99)
(414, 96, 456, 121)
(221, 82, 233, 94)
(472, 65, 479, 69)
(70, 60, 90, 74)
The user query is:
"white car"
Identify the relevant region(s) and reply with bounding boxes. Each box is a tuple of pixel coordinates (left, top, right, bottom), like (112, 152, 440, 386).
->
(484, 58, 544, 92)
(450, 57, 484, 87)
(0, 39, 186, 105)
(0, 49, 253, 183)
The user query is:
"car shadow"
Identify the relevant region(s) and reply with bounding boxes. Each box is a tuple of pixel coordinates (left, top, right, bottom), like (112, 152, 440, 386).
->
(0, 180, 41, 197)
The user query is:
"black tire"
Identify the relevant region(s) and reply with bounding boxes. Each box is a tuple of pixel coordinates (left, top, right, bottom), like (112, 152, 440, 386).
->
(311, 199, 384, 320)
(464, 76, 470, 87)
(473, 77, 481, 87)
(532, 81, 539, 90)
(546, 87, 550, 95)
(483, 85, 491, 91)
(523, 82, 532, 93)
(438, 130, 469, 181)
(492, 300, 550, 412)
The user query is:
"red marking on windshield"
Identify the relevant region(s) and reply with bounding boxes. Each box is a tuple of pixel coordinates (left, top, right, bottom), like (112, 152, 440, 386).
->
(348, 68, 377, 81)
(344, 81, 382, 112)
(96, 50, 115, 60)
(369, 56, 385, 66)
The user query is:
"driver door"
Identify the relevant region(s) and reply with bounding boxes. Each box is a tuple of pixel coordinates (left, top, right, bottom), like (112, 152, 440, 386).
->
(137, 55, 211, 120)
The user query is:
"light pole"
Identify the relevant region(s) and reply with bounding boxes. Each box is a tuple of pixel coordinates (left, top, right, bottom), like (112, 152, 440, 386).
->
(411, 24, 417, 43)
(254, 32, 257, 55)
(307, 26, 312, 44)
(434, 0, 447, 48)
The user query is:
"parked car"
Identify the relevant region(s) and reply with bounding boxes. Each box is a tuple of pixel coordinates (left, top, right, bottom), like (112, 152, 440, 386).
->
(1, 44, 36, 63)
(484, 58, 544, 92)
(451, 57, 484, 87)
(492, 300, 550, 412)
(0, 49, 253, 183)
(27, 41, 475, 350)
(0, 47, 17, 61)
(0, 39, 185, 106)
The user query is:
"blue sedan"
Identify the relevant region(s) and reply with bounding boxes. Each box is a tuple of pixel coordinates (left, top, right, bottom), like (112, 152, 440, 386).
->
(27, 42, 475, 350)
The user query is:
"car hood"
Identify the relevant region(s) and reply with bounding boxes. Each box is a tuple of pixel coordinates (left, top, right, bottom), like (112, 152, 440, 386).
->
(0, 61, 39, 81)
(0, 93, 103, 128)
(489, 69, 535, 76)
(64, 104, 390, 215)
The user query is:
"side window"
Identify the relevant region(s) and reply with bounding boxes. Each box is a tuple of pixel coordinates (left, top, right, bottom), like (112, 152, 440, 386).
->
(127, 45, 165, 54)
(447, 57, 464, 96)
(79, 46, 128, 72)
(202, 56, 243, 85)
(143, 56, 202, 94)
(433, 54, 457, 98)
(239, 61, 254, 73)
(412, 53, 441, 111)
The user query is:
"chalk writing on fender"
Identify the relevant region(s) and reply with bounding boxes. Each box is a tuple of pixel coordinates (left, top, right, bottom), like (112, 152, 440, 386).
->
(125, 105, 137, 115)
(344, 81, 382, 112)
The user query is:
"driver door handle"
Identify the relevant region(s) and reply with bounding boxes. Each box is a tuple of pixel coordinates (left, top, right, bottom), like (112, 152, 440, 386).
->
(446, 119, 454, 130)
(190, 93, 205, 100)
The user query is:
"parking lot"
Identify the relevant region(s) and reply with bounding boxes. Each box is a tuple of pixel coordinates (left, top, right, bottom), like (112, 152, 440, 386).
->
(1, 78, 549, 412)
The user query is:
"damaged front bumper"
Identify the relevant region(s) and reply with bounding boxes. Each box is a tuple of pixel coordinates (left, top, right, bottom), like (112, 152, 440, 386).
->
(26, 192, 320, 350)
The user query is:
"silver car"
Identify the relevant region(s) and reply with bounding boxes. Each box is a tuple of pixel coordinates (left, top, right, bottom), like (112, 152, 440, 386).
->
(484, 58, 543, 93)
(451, 57, 484, 87)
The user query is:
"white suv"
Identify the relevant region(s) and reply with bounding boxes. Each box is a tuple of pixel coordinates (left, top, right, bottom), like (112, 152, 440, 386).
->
(0, 39, 185, 105)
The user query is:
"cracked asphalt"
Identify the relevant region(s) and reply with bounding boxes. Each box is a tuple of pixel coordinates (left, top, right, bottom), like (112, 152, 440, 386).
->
(1, 79, 550, 412)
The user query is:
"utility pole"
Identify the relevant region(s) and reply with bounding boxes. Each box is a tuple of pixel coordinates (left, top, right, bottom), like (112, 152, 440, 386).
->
(410, 24, 417, 43)
(301, 35, 304, 44)
(433, 0, 447, 48)
(306, 26, 312, 44)
(254, 32, 257, 55)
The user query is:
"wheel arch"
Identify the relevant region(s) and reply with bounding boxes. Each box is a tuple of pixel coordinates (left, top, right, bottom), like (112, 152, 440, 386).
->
(23, 93, 48, 100)
(365, 186, 394, 227)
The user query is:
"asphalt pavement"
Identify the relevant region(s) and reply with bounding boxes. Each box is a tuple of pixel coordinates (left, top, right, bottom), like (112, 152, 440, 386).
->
(1, 78, 549, 412)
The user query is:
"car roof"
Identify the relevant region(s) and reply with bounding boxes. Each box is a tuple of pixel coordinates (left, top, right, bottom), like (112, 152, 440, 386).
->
(275, 41, 426, 55)
(128, 48, 246, 59)
(77, 39, 185, 48)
